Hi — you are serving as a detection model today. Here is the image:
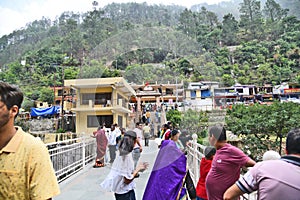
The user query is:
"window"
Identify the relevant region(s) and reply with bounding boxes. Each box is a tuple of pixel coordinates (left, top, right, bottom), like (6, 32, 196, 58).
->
(57, 89, 63, 96)
(81, 93, 112, 105)
(166, 88, 173, 95)
(191, 90, 196, 99)
(158, 88, 162, 93)
(87, 115, 113, 128)
(236, 89, 243, 94)
(81, 93, 94, 105)
(118, 115, 123, 128)
(70, 88, 75, 95)
(117, 94, 128, 107)
(55, 100, 61, 105)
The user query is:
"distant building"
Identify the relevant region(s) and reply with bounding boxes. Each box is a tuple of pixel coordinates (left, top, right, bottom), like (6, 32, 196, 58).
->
(130, 80, 184, 110)
(213, 87, 238, 108)
(185, 81, 219, 110)
(283, 83, 300, 98)
(273, 82, 289, 95)
(185, 81, 219, 100)
(64, 77, 136, 134)
(35, 101, 51, 108)
(233, 84, 256, 97)
(51, 86, 76, 112)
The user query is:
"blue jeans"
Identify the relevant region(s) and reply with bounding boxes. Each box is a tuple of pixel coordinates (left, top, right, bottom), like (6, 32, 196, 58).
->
(196, 197, 206, 200)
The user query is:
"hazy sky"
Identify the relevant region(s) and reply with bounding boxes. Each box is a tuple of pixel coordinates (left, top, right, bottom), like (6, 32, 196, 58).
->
(0, 0, 231, 37)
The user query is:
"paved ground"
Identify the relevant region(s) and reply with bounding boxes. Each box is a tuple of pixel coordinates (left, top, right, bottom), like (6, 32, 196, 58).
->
(54, 140, 159, 200)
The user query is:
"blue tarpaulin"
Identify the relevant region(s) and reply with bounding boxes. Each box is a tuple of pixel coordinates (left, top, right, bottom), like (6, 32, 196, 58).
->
(30, 106, 61, 117)
(201, 90, 211, 98)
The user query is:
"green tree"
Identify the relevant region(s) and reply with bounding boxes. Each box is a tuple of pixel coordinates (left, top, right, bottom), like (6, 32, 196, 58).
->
(276, 0, 300, 19)
(177, 58, 194, 76)
(226, 102, 300, 159)
(222, 74, 235, 87)
(124, 64, 147, 84)
(178, 9, 197, 38)
(263, 0, 288, 23)
(239, 0, 264, 40)
(166, 109, 182, 128)
(79, 60, 105, 78)
(179, 109, 208, 139)
(39, 87, 54, 104)
(64, 67, 79, 79)
(263, 0, 289, 40)
(221, 13, 239, 46)
(21, 99, 35, 112)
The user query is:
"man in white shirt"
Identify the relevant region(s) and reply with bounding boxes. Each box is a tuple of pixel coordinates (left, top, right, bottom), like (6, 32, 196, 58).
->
(143, 123, 151, 146)
(114, 123, 121, 138)
(108, 124, 117, 163)
(132, 122, 143, 169)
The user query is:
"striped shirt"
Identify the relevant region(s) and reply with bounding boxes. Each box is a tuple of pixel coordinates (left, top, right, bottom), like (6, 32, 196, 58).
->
(236, 156, 300, 200)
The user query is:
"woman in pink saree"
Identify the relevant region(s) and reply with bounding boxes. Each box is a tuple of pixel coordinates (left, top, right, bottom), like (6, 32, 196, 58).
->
(93, 126, 108, 168)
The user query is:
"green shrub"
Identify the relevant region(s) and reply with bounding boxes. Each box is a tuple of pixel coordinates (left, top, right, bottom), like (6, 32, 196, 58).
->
(56, 128, 66, 133)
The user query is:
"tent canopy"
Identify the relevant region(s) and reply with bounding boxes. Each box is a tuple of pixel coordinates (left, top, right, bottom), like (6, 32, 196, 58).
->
(30, 106, 61, 117)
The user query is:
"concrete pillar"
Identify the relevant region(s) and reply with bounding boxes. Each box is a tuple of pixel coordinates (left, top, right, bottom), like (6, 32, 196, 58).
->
(156, 96, 160, 107)
(137, 97, 141, 112)
(76, 88, 80, 108)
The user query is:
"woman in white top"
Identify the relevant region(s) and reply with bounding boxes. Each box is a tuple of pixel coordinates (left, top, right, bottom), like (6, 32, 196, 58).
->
(100, 131, 148, 200)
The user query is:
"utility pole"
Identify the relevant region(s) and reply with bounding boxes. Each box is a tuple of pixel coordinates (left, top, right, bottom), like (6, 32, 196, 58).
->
(61, 65, 65, 131)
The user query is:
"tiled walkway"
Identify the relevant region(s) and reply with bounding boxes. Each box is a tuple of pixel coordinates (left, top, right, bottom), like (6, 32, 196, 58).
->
(54, 140, 159, 200)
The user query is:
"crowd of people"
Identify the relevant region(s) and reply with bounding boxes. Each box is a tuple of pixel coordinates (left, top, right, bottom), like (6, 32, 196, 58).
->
(100, 120, 300, 200)
(1, 81, 299, 200)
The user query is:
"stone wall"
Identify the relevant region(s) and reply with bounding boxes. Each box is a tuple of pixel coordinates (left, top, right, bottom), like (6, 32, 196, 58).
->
(29, 118, 56, 133)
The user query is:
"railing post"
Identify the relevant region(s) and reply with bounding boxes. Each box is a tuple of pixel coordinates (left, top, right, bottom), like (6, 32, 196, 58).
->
(192, 133, 198, 184)
(82, 137, 86, 168)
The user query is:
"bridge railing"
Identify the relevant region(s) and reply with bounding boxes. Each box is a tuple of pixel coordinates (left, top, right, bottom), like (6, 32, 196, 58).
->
(46, 136, 96, 183)
(186, 134, 257, 200)
(186, 134, 205, 184)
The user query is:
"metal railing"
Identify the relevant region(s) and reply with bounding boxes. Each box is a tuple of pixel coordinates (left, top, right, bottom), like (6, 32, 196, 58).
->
(186, 134, 205, 184)
(186, 134, 256, 200)
(46, 136, 96, 183)
(77, 99, 130, 110)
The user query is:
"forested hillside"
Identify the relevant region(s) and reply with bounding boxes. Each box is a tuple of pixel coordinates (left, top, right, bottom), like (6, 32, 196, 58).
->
(191, 0, 300, 20)
(0, 0, 299, 106)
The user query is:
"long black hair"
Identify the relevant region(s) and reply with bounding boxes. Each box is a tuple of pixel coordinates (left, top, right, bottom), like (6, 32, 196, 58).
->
(119, 135, 136, 156)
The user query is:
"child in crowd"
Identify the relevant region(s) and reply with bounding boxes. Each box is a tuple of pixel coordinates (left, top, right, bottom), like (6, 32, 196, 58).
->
(196, 146, 216, 200)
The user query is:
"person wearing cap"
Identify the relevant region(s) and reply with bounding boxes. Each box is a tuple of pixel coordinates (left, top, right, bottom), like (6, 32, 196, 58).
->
(101, 130, 148, 200)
